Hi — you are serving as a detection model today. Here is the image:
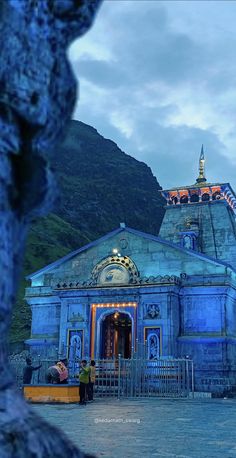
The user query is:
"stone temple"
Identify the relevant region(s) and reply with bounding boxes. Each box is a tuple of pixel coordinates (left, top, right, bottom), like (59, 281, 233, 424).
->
(25, 148, 236, 393)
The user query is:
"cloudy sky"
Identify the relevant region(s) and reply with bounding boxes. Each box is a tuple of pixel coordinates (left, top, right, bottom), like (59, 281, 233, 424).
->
(68, 0, 236, 189)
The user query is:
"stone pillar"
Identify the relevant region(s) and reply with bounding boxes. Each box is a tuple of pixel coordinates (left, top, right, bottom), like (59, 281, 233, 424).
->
(0, 0, 101, 456)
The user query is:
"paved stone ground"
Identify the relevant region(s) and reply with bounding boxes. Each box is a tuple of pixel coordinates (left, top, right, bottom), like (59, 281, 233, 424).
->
(32, 398, 236, 458)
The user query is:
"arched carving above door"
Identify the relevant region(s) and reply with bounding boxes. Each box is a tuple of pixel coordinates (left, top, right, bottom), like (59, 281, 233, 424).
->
(92, 255, 139, 286)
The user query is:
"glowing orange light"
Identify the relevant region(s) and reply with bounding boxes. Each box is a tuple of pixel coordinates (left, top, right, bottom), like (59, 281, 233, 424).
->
(92, 302, 137, 309)
(179, 190, 188, 197)
(201, 187, 210, 193)
(211, 186, 221, 193)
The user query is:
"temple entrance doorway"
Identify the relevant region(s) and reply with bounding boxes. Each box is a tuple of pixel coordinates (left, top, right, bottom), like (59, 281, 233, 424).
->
(101, 312, 132, 359)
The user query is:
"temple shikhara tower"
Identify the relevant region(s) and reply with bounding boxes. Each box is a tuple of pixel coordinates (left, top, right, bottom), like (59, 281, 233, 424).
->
(160, 146, 236, 267)
(25, 148, 236, 394)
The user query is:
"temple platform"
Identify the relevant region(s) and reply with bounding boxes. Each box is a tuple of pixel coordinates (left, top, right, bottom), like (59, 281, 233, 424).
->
(23, 384, 80, 403)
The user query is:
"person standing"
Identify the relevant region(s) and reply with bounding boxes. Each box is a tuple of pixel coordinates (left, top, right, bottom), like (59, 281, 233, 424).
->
(87, 360, 96, 401)
(23, 357, 42, 384)
(78, 360, 90, 405)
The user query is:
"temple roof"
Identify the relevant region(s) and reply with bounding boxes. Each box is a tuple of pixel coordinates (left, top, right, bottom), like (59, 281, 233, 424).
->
(160, 147, 236, 211)
(162, 146, 234, 194)
(26, 225, 235, 280)
(162, 181, 234, 193)
(195, 144, 207, 184)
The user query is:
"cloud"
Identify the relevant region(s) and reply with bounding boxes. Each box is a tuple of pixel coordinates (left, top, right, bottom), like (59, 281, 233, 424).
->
(69, 0, 236, 190)
(73, 59, 127, 89)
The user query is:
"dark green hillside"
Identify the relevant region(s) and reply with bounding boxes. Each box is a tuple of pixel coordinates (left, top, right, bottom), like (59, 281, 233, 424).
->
(25, 214, 90, 274)
(10, 120, 165, 346)
(54, 120, 165, 239)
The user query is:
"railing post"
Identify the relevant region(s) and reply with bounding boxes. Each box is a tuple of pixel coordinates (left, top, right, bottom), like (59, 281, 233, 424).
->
(118, 354, 121, 400)
(186, 359, 189, 397)
(37, 355, 41, 384)
(191, 361, 195, 398)
(144, 339, 147, 359)
(130, 358, 134, 398)
(136, 338, 139, 357)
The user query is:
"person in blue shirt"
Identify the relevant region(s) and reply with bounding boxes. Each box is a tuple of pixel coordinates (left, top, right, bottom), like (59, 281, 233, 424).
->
(23, 357, 42, 384)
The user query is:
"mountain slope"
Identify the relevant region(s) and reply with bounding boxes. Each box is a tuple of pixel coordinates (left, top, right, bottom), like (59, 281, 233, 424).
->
(54, 120, 165, 238)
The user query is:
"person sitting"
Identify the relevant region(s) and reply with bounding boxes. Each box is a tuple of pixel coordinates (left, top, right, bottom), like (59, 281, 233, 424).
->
(23, 357, 42, 384)
(46, 359, 68, 384)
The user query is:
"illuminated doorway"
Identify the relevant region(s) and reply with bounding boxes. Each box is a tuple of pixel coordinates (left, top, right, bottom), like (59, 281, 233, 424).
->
(101, 312, 132, 359)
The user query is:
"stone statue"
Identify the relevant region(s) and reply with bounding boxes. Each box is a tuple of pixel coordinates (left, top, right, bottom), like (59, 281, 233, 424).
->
(0, 0, 101, 456)
(147, 334, 159, 360)
(183, 235, 192, 249)
(69, 334, 82, 360)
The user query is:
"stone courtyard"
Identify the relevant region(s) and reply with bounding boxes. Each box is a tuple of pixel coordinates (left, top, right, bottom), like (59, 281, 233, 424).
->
(32, 398, 236, 458)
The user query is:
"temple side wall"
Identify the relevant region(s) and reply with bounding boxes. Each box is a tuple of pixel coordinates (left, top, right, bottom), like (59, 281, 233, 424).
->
(178, 286, 236, 393)
(25, 295, 61, 355)
(138, 287, 180, 357)
(58, 296, 90, 357)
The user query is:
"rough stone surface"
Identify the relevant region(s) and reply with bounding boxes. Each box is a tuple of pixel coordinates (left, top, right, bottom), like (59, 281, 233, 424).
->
(0, 408, 94, 458)
(0, 0, 101, 456)
(32, 398, 236, 458)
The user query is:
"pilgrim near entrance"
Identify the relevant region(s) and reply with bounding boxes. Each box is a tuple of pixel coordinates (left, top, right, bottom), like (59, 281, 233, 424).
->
(25, 148, 236, 394)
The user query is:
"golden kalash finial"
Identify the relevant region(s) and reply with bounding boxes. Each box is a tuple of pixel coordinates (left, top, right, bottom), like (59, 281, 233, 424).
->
(196, 145, 207, 184)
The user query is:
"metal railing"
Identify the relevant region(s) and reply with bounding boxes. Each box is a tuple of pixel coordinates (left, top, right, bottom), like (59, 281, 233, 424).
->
(118, 357, 193, 398)
(94, 356, 194, 399)
(10, 355, 194, 399)
(94, 359, 119, 397)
